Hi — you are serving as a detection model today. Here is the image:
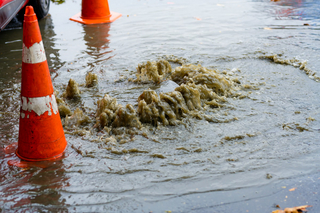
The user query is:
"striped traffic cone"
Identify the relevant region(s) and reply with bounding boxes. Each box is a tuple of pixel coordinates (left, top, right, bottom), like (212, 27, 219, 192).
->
(70, 0, 121, 25)
(14, 6, 67, 162)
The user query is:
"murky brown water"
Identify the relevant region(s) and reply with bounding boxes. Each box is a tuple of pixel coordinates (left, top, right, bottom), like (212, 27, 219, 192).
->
(1, 0, 320, 212)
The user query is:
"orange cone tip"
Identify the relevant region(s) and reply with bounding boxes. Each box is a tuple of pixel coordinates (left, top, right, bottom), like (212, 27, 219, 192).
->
(5, 6, 67, 168)
(70, 0, 122, 24)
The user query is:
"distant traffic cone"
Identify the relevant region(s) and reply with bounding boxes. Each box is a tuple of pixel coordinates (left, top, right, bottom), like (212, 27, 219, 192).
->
(14, 6, 67, 162)
(70, 0, 122, 24)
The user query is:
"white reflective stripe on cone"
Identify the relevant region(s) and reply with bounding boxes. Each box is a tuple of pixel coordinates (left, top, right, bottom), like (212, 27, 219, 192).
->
(21, 94, 59, 117)
(22, 41, 47, 64)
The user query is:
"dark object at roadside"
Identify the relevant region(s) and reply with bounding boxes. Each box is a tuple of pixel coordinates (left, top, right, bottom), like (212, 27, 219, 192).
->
(0, 0, 50, 31)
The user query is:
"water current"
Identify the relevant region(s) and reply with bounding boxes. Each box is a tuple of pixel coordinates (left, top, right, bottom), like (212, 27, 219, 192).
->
(0, 0, 320, 212)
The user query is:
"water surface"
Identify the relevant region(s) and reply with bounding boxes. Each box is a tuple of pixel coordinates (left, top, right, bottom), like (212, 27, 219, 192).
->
(0, 0, 320, 212)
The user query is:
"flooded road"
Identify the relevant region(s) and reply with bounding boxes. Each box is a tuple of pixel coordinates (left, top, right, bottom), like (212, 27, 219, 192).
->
(1, 0, 320, 212)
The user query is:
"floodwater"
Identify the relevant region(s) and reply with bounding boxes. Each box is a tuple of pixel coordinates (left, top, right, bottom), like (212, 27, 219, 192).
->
(1, 0, 320, 212)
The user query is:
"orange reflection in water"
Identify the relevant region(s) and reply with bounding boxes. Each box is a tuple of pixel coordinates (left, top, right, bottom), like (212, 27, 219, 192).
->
(1, 143, 71, 211)
(271, 0, 305, 19)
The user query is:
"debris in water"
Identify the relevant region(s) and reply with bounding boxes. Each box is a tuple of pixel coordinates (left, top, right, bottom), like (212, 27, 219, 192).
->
(57, 59, 257, 154)
(282, 123, 309, 132)
(272, 205, 312, 213)
(260, 54, 320, 82)
(96, 94, 121, 128)
(85, 72, 98, 87)
(306, 117, 315, 123)
(150, 153, 166, 159)
(163, 55, 188, 65)
(134, 60, 172, 84)
(135, 62, 241, 126)
(55, 92, 72, 117)
(138, 89, 187, 126)
(266, 173, 273, 179)
(112, 104, 142, 128)
(65, 108, 90, 127)
(58, 103, 72, 117)
(289, 187, 296, 192)
(96, 94, 142, 129)
(221, 135, 246, 144)
(63, 79, 81, 99)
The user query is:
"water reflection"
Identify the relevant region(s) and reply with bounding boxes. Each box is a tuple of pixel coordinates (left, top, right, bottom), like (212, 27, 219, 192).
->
(0, 161, 69, 212)
(82, 23, 114, 67)
(271, 0, 304, 20)
(39, 14, 64, 72)
(271, 0, 304, 7)
(0, 28, 23, 82)
(0, 22, 24, 145)
(0, 13, 62, 82)
(268, 0, 320, 21)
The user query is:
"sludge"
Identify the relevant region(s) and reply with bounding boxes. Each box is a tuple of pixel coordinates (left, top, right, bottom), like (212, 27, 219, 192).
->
(95, 60, 241, 128)
(59, 60, 245, 136)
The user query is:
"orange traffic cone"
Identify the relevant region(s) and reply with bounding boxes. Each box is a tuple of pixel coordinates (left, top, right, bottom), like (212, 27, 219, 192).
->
(70, 0, 122, 24)
(13, 6, 67, 162)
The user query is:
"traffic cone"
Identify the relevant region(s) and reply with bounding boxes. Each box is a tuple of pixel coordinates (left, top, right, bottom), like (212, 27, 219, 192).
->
(70, 0, 122, 25)
(13, 6, 67, 162)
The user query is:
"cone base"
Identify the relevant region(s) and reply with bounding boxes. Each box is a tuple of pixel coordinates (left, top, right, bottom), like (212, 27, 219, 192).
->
(16, 149, 64, 162)
(4, 142, 65, 168)
(70, 11, 122, 24)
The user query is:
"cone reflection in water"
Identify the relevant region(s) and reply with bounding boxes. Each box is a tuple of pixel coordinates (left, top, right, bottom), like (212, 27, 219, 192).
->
(83, 23, 110, 51)
(1, 153, 69, 209)
(16, 6, 67, 161)
(70, 0, 122, 24)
